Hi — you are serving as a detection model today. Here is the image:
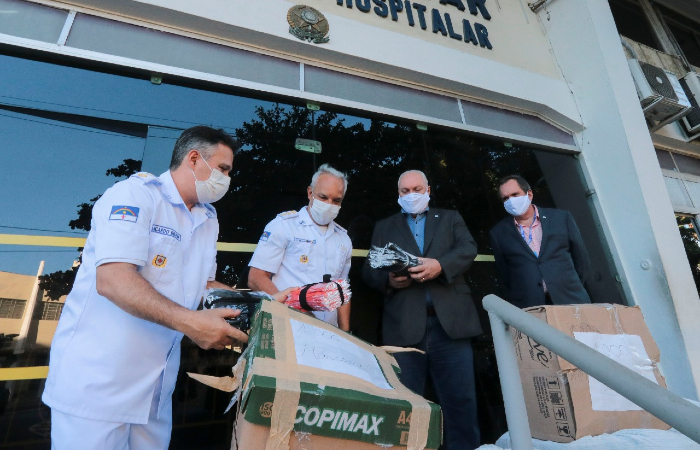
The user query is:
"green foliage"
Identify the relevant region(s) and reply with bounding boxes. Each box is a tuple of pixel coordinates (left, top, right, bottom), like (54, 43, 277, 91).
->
(39, 262, 80, 301)
(677, 215, 700, 290)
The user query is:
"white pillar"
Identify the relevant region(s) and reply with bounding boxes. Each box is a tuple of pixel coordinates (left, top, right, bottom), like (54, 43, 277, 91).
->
(14, 260, 44, 355)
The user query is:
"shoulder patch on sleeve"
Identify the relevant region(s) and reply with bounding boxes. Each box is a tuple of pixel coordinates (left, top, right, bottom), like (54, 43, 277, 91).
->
(277, 210, 299, 219)
(109, 205, 140, 223)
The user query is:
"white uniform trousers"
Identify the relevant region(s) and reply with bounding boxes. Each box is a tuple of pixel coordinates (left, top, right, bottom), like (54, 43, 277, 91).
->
(51, 400, 172, 450)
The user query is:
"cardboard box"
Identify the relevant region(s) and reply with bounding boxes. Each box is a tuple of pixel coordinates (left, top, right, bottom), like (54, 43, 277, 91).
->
(512, 304, 670, 443)
(191, 299, 442, 450)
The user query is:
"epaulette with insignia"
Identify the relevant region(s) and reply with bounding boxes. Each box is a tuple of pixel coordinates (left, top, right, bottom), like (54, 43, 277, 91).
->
(277, 210, 299, 219)
(334, 223, 347, 233)
(130, 172, 159, 184)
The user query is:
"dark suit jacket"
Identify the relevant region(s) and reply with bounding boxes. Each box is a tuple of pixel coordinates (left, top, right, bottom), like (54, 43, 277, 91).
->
(489, 207, 591, 308)
(362, 208, 483, 346)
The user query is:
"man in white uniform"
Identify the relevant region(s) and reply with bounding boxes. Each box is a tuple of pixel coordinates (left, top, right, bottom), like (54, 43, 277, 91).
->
(248, 164, 352, 330)
(43, 126, 288, 450)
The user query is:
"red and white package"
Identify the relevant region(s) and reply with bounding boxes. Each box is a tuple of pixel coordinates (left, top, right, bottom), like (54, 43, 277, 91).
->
(284, 278, 351, 312)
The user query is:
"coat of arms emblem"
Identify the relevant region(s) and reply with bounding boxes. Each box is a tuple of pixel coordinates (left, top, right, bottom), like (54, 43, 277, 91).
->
(287, 5, 330, 44)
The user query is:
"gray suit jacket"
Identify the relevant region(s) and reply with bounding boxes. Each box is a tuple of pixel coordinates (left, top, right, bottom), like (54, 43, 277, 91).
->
(489, 207, 591, 308)
(362, 208, 483, 346)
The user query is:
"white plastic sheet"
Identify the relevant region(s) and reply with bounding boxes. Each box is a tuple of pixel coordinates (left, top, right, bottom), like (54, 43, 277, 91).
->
(479, 400, 700, 450)
(488, 428, 700, 449)
(573, 332, 658, 411)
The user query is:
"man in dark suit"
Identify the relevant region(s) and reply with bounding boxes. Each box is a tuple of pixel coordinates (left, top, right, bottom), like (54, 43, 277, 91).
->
(489, 175, 591, 308)
(362, 170, 482, 450)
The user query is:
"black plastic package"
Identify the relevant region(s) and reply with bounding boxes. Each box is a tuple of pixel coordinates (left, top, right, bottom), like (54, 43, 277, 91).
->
(367, 242, 421, 276)
(202, 289, 273, 333)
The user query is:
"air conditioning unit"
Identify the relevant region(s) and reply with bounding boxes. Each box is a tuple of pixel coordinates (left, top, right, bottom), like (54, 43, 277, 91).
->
(628, 59, 691, 124)
(679, 72, 700, 138)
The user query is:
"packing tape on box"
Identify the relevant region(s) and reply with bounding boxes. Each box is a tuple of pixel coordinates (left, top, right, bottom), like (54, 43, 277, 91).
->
(255, 300, 432, 450)
(380, 346, 426, 354)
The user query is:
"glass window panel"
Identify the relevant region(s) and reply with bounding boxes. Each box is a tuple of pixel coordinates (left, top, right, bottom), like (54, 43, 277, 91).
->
(304, 66, 462, 123)
(66, 14, 299, 90)
(656, 149, 677, 170)
(0, 109, 145, 261)
(461, 100, 575, 146)
(608, 0, 661, 50)
(0, 52, 280, 131)
(41, 302, 63, 321)
(667, 23, 700, 68)
(672, 152, 700, 177)
(0, 0, 67, 43)
(664, 176, 693, 208)
(0, 298, 26, 319)
(683, 180, 700, 208)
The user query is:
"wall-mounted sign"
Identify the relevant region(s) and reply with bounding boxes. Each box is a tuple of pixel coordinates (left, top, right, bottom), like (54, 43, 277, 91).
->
(334, 0, 492, 50)
(295, 138, 323, 153)
(288, 5, 331, 44)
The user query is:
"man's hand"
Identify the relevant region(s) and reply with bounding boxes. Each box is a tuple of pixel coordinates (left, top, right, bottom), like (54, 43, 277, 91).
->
(408, 257, 442, 283)
(271, 287, 296, 303)
(388, 272, 412, 289)
(182, 308, 249, 350)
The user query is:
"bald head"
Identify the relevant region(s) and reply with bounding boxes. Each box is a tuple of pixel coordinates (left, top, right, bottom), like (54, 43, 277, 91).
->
(398, 170, 430, 197)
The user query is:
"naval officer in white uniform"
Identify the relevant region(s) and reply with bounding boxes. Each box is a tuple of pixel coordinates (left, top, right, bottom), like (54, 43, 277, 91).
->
(248, 164, 352, 330)
(43, 126, 289, 450)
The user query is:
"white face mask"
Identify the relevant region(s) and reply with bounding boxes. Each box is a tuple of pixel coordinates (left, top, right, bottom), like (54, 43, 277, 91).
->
(192, 154, 230, 204)
(309, 196, 340, 225)
(504, 195, 531, 216)
(398, 192, 430, 214)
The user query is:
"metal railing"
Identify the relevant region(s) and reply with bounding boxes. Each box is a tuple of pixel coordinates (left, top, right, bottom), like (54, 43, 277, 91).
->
(483, 295, 700, 449)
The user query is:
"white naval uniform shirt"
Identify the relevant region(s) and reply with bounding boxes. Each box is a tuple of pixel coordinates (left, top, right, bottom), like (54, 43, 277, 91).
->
(43, 171, 219, 424)
(248, 207, 352, 326)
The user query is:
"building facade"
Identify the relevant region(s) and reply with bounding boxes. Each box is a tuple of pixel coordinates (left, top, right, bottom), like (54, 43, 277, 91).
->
(0, 0, 699, 447)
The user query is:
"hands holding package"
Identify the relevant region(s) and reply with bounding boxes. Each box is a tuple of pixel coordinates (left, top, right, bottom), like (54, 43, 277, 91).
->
(197, 277, 352, 350)
(189, 285, 294, 350)
(388, 257, 443, 289)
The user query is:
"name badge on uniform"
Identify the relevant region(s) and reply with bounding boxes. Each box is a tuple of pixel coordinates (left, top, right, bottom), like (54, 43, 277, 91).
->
(152, 224, 181, 241)
(110, 205, 140, 222)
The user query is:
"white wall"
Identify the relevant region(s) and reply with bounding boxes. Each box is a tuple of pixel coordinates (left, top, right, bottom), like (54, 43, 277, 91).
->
(541, 0, 700, 398)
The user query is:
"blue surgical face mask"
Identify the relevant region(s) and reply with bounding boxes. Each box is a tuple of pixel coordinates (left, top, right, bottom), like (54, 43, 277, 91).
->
(504, 195, 531, 216)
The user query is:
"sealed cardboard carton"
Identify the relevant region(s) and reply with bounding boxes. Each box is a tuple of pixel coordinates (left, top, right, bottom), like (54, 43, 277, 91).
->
(512, 304, 669, 443)
(191, 299, 442, 450)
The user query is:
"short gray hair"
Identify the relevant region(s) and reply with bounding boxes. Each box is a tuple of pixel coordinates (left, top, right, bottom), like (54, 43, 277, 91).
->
(310, 164, 348, 195)
(398, 170, 429, 189)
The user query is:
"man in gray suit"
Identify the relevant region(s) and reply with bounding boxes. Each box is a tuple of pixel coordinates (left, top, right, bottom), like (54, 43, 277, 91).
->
(489, 175, 591, 308)
(362, 170, 482, 450)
